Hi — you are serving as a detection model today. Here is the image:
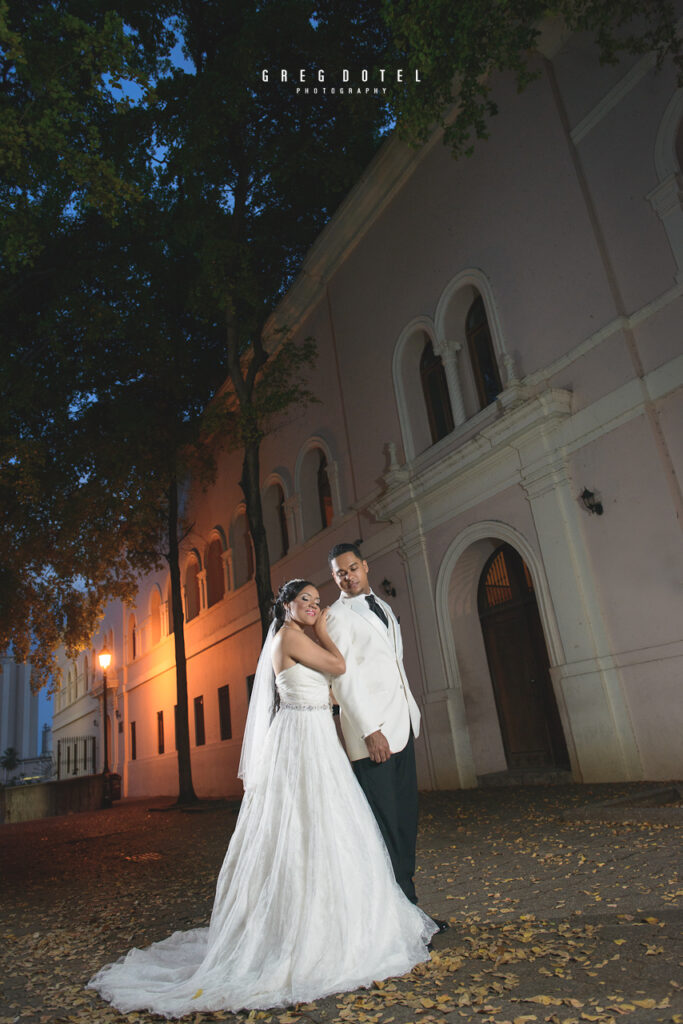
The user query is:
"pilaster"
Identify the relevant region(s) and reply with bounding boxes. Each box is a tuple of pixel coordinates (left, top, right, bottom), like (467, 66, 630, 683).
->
(398, 530, 477, 789)
(519, 452, 642, 781)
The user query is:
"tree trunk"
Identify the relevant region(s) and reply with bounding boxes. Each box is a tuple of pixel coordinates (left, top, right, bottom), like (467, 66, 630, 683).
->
(167, 477, 198, 805)
(241, 441, 273, 644)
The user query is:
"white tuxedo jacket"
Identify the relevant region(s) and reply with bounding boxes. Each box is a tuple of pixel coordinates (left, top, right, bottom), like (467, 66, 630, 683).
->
(326, 592, 421, 761)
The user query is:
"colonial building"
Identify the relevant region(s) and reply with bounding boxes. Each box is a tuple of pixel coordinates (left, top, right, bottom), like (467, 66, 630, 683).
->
(53, 22, 683, 797)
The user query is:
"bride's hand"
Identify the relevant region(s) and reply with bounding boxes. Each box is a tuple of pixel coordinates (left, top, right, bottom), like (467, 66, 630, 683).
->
(314, 607, 330, 639)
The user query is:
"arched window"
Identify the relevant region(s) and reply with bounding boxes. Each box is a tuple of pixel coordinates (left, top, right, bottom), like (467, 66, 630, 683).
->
(420, 340, 454, 444)
(300, 446, 335, 539)
(230, 512, 254, 589)
(205, 537, 226, 607)
(127, 614, 137, 661)
(149, 587, 162, 646)
(317, 452, 333, 531)
(466, 295, 502, 409)
(184, 556, 201, 621)
(263, 483, 289, 563)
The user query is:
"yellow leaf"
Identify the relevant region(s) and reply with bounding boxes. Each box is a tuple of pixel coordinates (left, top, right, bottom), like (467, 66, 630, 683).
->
(523, 996, 562, 1006)
(613, 939, 626, 945)
(564, 999, 585, 1008)
(632, 999, 656, 1009)
(513, 1017, 537, 1024)
(191, 988, 203, 1000)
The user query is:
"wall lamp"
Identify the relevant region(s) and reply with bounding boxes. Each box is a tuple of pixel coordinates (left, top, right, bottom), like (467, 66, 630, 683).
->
(381, 578, 397, 598)
(581, 488, 603, 515)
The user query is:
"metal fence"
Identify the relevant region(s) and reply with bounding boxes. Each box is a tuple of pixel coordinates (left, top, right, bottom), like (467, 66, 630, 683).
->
(56, 736, 97, 780)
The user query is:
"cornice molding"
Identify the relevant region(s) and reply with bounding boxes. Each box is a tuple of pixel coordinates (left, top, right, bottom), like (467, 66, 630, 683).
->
(369, 388, 573, 524)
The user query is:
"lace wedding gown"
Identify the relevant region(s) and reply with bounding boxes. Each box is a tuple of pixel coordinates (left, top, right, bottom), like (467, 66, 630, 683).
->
(88, 663, 437, 1018)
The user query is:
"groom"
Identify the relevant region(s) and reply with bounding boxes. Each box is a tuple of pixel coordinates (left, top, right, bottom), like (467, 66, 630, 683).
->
(327, 542, 446, 928)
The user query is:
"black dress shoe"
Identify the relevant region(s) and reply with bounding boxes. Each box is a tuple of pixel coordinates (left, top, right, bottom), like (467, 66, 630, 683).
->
(433, 918, 450, 932)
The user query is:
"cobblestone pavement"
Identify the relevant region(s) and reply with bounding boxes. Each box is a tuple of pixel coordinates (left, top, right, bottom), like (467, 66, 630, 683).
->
(0, 783, 681, 1024)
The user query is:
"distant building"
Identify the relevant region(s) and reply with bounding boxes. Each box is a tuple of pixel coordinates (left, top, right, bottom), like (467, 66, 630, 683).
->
(53, 22, 683, 797)
(0, 658, 39, 772)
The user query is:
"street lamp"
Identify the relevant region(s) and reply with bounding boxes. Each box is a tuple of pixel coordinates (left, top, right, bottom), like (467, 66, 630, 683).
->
(98, 645, 112, 805)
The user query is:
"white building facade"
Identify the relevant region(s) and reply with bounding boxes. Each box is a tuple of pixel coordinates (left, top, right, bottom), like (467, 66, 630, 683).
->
(53, 24, 683, 797)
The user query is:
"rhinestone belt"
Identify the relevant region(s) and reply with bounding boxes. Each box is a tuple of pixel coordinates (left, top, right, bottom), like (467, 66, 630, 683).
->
(279, 701, 331, 712)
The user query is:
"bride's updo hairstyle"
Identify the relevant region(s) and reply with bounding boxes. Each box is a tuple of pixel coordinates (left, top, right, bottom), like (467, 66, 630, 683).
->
(272, 579, 315, 633)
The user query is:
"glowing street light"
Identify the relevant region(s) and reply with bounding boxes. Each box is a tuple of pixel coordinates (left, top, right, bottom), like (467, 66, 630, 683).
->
(98, 645, 112, 804)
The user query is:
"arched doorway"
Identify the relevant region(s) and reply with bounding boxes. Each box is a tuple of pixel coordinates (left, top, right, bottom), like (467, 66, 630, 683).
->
(478, 543, 569, 770)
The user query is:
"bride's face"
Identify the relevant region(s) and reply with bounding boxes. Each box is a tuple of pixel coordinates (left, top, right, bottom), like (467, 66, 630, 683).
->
(286, 586, 321, 627)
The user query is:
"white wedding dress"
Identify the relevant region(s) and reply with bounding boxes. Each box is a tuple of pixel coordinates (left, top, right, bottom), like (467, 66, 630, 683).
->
(88, 663, 436, 1018)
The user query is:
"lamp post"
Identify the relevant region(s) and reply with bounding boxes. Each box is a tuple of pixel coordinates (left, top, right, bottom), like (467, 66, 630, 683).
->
(98, 645, 112, 806)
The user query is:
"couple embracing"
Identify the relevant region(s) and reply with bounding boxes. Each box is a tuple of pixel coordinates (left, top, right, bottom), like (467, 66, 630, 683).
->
(88, 543, 445, 1018)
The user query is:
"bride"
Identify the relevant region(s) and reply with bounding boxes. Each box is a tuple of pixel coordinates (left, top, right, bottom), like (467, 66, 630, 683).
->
(88, 578, 437, 1018)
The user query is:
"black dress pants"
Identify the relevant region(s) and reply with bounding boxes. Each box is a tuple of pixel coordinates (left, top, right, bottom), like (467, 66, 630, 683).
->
(352, 730, 419, 903)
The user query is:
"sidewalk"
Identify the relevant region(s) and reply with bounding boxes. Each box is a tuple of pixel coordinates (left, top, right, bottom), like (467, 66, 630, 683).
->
(1, 783, 681, 1024)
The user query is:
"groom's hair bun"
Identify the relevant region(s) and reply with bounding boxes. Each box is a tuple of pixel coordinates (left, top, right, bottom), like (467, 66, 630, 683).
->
(272, 578, 314, 633)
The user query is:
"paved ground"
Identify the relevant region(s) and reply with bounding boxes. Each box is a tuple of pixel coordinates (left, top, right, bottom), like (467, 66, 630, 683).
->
(0, 783, 681, 1024)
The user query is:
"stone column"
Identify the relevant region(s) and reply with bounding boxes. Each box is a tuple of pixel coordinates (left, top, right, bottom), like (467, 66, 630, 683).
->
(285, 494, 303, 548)
(326, 458, 343, 524)
(438, 342, 466, 426)
(220, 549, 231, 595)
(197, 569, 207, 611)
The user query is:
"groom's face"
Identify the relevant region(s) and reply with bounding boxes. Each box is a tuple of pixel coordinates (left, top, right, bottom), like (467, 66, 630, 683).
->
(331, 552, 371, 597)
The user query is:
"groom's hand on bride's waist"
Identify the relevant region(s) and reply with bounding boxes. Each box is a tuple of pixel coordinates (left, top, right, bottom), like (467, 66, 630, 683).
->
(365, 730, 392, 763)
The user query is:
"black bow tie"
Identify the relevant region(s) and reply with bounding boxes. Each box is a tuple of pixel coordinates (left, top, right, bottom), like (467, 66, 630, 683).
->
(365, 594, 389, 628)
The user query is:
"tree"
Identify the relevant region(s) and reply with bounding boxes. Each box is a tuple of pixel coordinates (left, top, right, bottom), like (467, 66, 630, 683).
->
(385, 0, 682, 156)
(0, 746, 19, 781)
(1, 0, 389, 804)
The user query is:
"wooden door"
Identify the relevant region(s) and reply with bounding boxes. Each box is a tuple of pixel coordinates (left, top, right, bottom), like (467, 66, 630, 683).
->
(478, 544, 569, 770)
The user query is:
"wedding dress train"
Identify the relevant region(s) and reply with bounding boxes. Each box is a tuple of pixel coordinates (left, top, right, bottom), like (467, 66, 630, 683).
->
(88, 663, 436, 1017)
